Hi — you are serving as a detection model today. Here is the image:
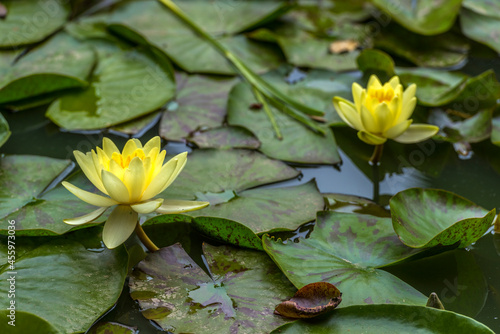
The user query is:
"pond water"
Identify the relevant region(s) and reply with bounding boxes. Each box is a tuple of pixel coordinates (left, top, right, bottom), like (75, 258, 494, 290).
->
(3, 98, 499, 332)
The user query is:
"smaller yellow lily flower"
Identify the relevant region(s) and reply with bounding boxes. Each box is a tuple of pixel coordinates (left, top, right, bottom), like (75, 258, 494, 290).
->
(333, 75, 439, 146)
(62, 136, 209, 249)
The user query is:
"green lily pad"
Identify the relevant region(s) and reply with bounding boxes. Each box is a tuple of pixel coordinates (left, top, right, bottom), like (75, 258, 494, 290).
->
(159, 73, 238, 141)
(372, 0, 461, 35)
(461, 7, 500, 54)
(390, 188, 496, 248)
(160, 149, 300, 202)
(0, 33, 96, 104)
(0, 155, 108, 236)
(0, 113, 10, 147)
(271, 304, 495, 333)
(0, 0, 70, 47)
(129, 243, 296, 333)
(187, 126, 261, 150)
(376, 27, 469, 68)
(89, 322, 138, 334)
(263, 211, 428, 307)
(101, 1, 287, 75)
(429, 109, 492, 144)
(356, 49, 395, 81)
(227, 67, 354, 164)
(111, 111, 161, 136)
(448, 70, 500, 113)
(190, 181, 324, 249)
(0, 311, 59, 334)
(324, 193, 391, 217)
(0, 238, 128, 334)
(46, 40, 175, 130)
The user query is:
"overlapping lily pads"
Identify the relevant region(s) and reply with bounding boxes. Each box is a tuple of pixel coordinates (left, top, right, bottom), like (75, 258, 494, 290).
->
(271, 304, 495, 333)
(0, 238, 128, 334)
(390, 188, 496, 248)
(46, 40, 175, 130)
(129, 243, 296, 333)
(263, 211, 428, 307)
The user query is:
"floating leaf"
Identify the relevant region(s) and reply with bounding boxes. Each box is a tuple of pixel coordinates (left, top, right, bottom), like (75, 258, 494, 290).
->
(0, 0, 70, 47)
(0, 311, 59, 334)
(324, 193, 390, 217)
(0, 238, 128, 334)
(0, 33, 96, 104)
(461, 7, 500, 54)
(110, 111, 161, 136)
(188, 126, 261, 150)
(390, 188, 496, 248)
(356, 49, 395, 81)
(129, 243, 295, 333)
(89, 322, 138, 334)
(46, 40, 175, 130)
(275, 282, 342, 319)
(371, 0, 461, 35)
(159, 73, 238, 141)
(271, 304, 495, 333)
(429, 109, 492, 144)
(0, 112, 10, 147)
(263, 211, 428, 307)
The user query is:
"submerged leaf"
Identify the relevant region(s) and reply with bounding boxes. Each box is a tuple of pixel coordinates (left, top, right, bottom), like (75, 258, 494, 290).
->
(275, 282, 342, 319)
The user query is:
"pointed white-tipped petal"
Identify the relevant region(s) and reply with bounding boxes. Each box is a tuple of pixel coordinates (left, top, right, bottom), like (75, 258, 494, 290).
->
(102, 170, 130, 203)
(155, 200, 209, 214)
(384, 120, 412, 139)
(393, 124, 439, 143)
(123, 157, 146, 202)
(64, 206, 108, 225)
(102, 205, 138, 249)
(102, 137, 120, 157)
(131, 198, 164, 214)
(358, 130, 387, 145)
(62, 181, 119, 207)
(141, 157, 178, 201)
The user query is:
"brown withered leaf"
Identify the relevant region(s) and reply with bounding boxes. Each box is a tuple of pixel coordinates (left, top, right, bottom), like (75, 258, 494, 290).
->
(329, 39, 359, 54)
(426, 292, 445, 310)
(275, 282, 342, 319)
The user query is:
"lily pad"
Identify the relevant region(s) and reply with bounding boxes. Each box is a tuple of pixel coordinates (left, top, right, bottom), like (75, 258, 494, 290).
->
(0, 311, 59, 334)
(263, 211, 428, 307)
(356, 49, 395, 81)
(129, 243, 296, 333)
(0, 0, 70, 47)
(159, 73, 238, 141)
(111, 111, 161, 136)
(429, 109, 492, 144)
(371, 0, 461, 35)
(390, 188, 496, 248)
(46, 40, 175, 130)
(0, 112, 10, 147)
(461, 7, 500, 54)
(187, 126, 261, 150)
(190, 181, 324, 249)
(89, 322, 138, 334)
(271, 304, 495, 333)
(324, 193, 390, 217)
(275, 282, 342, 319)
(160, 149, 300, 202)
(0, 156, 109, 236)
(0, 33, 96, 104)
(0, 238, 128, 334)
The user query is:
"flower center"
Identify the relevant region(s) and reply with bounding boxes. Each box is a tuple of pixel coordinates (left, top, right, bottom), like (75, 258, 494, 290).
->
(368, 87, 394, 104)
(111, 149, 146, 168)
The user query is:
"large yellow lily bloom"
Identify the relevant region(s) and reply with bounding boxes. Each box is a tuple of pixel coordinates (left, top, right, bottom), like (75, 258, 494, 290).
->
(62, 136, 208, 249)
(333, 75, 439, 145)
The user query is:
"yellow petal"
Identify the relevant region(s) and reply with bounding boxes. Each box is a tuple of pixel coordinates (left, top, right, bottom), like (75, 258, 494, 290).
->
(64, 206, 108, 225)
(360, 105, 379, 133)
(352, 83, 363, 111)
(368, 75, 382, 89)
(102, 170, 130, 203)
(358, 130, 387, 145)
(102, 137, 120, 157)
(388, 76, 400, 88)
(160, 152, 188, 193)
(74, 151, 106, 194)
(333, 97, 362, 129)
(123, 157, 146, 202)
(155, 200, 209, 214)
(151, 149, 166, 180)
(402, 84, 416, 108)
(393, 124, 439, 144)
(102, 205, 138, 249)
(143, 136, 161, 155)
(62, 181, 118, 207)
(398, 97, 417, 124)
(383, 120, 412, 139)
(109, 159, 124, 180)
(122, 139, 140, 157)
(141, 157, 178, 201)
(374, 102, 392, 133)
(131, 198, 164, 214)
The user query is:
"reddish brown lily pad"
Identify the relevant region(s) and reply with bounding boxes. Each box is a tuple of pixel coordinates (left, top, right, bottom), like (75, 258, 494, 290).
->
(275, 282, 342, 319)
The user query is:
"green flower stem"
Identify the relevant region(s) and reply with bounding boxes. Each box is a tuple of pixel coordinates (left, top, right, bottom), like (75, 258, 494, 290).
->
(135, 221, 159, 252)
(157, 0, 325, 135)
(252, 87, 282, 139)
(372, 163, 380, 204)
(369, 144, 384, 166)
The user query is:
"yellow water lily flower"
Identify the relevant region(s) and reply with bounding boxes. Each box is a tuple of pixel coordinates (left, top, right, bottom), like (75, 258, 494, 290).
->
(62, 136, 209, 249)
(333, 75, 439, 145)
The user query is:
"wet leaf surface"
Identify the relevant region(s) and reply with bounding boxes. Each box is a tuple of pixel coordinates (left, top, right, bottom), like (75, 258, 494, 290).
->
(275, 282, 342, 319)
(263, 211, 428, 307)
(461, 7, 500, 54)
(129, 243, 296, 333)
(187, 126, 261, 150)
(390, 188, 495, 248)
